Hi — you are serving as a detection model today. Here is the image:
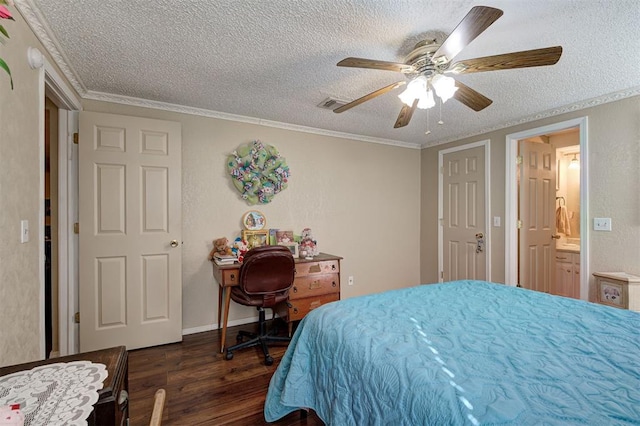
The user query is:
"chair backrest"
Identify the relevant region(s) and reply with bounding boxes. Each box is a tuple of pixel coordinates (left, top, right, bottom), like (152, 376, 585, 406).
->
(239, 245, 295, 296)
(149, 388, 166, 426)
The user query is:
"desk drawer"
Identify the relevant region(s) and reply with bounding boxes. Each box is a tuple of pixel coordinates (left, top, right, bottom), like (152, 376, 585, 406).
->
(286, 293, 340, 321)
(221, 269, 239, 285)
(296, 260, 340, 277)
(290, 274, 339, 300)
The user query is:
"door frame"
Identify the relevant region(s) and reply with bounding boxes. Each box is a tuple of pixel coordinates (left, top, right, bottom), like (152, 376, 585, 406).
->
(32, 48, 82, 357)
(438, 139, 492, 282)
(505, 117, 589, 299)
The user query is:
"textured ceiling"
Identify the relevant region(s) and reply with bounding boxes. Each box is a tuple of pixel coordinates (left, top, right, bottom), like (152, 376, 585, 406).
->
(22, 0, 640, 148)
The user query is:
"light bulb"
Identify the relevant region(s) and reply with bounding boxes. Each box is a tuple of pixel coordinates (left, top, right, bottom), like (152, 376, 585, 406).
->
(398, 76, 427, 106)
(431, 74, 458, 103)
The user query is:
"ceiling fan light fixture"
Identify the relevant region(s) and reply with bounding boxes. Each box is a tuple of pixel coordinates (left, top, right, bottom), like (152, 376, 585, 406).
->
(398, 76, 427, 106)
(431, 74, 458, 103)
(417, 88, 435, 109)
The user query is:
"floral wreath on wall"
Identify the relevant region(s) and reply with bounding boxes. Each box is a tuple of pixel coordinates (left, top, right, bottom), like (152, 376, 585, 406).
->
(227, 140, 290, 205)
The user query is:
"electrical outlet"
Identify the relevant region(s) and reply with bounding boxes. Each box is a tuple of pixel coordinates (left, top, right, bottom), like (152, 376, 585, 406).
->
(593, 217, 612, 231)
(348, 276, 354, 286)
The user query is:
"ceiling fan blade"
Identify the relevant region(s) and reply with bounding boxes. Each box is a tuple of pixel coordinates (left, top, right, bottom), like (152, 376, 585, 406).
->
(394, 99, 419, 128)
(433, 6, 503, 64)
(337, 57, 415, 73)
(453, 80, 493, 111)
(449, 46, 563, 74)
(333, 81, 406, 113)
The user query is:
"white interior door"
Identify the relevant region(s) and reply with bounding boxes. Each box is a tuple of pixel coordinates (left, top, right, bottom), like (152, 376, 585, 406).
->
(441, 145, 486, 281)
(79, 112, 182, 351)
(519, 140, 556, 292)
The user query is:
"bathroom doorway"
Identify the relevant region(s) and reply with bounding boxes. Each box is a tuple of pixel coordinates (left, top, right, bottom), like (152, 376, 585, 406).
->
(505, 117, 589, 300)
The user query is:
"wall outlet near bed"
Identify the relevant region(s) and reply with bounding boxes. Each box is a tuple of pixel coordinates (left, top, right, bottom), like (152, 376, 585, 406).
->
(348, 276, 354, 286)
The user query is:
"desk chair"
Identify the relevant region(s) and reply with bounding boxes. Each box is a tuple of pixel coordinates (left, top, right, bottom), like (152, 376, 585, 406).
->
(224, 245, 295, 365)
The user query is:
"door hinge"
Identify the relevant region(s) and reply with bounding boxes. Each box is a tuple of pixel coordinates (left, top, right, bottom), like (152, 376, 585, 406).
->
(439, 165, 444, 174)
(517, 220, 522, 229)
(516, 155, 523, 165)
(73, 132, 79, 144)
(74, 312, 80, 323)
(74, 222, 79, 234)
(441, 271, 444, 279)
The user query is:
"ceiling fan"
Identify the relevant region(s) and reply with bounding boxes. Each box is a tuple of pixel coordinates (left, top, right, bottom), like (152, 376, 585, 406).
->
(333, 6, 563, 129)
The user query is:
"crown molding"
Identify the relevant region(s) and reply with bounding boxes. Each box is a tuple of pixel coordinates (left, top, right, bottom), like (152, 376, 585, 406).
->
(83, 90, 420, 149)
(16, 0, 87, 96)
(421, 86, 640, 148)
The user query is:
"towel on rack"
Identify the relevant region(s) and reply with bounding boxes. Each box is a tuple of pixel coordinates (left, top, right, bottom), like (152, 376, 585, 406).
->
(556, 205, 571, 236)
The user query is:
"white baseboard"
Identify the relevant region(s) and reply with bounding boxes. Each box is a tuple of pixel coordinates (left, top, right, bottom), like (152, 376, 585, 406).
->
(181, 315, 259, 336)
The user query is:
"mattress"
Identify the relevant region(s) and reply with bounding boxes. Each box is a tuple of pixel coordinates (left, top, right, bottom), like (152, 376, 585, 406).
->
(264, 280, 640, 425)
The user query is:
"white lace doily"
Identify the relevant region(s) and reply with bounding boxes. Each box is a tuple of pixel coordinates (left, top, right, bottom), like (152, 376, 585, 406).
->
(0, 361, 108, 426)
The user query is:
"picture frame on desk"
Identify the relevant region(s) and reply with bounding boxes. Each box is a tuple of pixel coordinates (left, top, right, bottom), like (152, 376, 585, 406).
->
(279, 242, 298, 257)
(242, 229, 269, 249)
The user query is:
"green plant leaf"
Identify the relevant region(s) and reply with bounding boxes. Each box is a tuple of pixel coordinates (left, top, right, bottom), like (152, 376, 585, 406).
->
(0, 24, 8, 39)
(0, 57, 13, 90)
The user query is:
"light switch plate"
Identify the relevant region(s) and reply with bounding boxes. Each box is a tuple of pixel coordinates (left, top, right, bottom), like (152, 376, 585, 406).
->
(593, 217, 612, 231)
(20, 220, 29, 243)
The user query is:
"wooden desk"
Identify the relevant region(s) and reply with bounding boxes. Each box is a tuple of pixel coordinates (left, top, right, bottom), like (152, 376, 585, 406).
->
(0, 346, 128, 426)
(212, 252, 342, 352)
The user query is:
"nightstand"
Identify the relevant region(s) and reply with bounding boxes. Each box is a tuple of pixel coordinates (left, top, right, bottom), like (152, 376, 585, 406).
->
(593, 272, 640, 312)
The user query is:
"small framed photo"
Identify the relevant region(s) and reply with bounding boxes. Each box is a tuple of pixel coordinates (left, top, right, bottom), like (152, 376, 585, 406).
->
(279, 243, 298, 258)
(242, 210, 266, 231)
(242, 230, 269, 249)
(598, 280, 625, 308)
(275, 230, 294, 244)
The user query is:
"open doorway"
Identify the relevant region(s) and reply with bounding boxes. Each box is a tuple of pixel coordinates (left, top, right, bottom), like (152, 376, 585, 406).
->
(32, 47, 82, 357)
(505, 117, 589, 300)
(44, 97, 59, 358)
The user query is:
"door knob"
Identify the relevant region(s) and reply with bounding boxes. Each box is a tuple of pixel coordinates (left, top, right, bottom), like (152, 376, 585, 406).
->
(170, 240, 179, 248)
(475, 233, 485, 253)
(551, 234, 561, 240)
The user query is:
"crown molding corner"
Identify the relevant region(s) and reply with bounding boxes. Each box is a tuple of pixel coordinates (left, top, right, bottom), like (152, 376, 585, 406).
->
(16, 0, 87, 97)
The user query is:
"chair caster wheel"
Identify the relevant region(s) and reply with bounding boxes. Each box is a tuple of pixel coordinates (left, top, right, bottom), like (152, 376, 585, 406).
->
(225, 351, 233, 361)
(265, 356, 274, 366)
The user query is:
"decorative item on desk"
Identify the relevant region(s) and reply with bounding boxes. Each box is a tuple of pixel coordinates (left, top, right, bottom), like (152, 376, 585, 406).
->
(227, 140, 290, 205)
(275, 230, 294, 244)
(279, 242, 298, 257)
(208, 237, 233, 261)
(242, 230, 270, 250)
(269, 228, 279, 245)
(299, 228, 318, 258)
(242, 210, 266, 230)
(231, 237, 249, 262)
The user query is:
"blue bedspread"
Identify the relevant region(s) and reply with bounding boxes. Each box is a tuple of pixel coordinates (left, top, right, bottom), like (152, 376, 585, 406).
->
(264, 280, 640, 425)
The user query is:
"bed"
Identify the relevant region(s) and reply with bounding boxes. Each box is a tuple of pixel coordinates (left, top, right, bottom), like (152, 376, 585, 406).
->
(264, 280, 640, 425)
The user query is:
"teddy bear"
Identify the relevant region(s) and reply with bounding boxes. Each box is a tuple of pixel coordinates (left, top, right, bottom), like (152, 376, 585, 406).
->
(208, 237, 233, 261)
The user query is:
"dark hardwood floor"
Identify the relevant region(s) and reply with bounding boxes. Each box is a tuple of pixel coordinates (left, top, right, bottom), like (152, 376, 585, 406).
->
(128, 321, 324, 425)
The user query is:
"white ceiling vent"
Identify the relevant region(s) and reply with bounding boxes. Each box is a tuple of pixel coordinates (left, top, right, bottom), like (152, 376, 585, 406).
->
(317, 97, 349, 110)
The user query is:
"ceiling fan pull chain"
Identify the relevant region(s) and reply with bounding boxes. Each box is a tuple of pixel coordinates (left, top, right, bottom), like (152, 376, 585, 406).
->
(425, 107, 431, 135)
(438, 99, 444, 125)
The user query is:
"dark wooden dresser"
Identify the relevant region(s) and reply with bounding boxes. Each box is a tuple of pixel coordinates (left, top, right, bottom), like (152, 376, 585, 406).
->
(0, 346, 129, 426)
